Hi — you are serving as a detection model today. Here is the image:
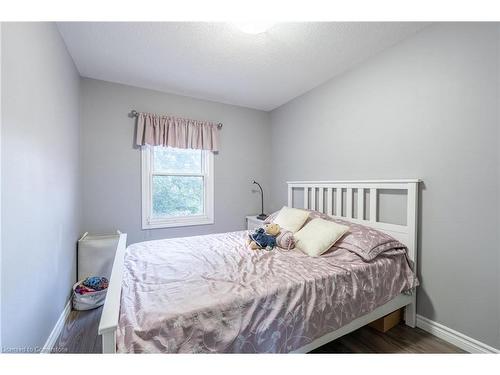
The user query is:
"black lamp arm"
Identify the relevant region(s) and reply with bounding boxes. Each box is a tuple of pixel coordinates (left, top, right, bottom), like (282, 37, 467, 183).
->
(253, 180, 267, 220)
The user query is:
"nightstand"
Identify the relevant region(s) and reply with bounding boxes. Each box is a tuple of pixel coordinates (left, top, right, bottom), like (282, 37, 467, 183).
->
(246, 215, 266, 231)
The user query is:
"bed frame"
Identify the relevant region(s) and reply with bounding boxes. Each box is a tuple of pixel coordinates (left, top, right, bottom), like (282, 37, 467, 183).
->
(98, 179, 420, 353)
(288, 179, 420, 353)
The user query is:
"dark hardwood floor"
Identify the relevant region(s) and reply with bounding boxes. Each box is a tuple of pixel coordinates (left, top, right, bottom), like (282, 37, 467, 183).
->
(310, 323, 466, 353)
(53, 307, 103, 354)
(53, 307, 465, 354)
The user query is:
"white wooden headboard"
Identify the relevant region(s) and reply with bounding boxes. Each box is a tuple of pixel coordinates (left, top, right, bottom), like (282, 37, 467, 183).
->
(287, 180, 420, 266)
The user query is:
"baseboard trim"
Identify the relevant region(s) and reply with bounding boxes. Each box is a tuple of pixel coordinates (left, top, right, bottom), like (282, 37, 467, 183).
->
(416, 314, 499, 354)
(41, 299, 71, 353)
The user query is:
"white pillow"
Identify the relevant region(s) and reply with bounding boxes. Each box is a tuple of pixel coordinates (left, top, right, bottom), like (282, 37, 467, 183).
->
(294, 218, 349, 257)
(273, 206, 310, 233)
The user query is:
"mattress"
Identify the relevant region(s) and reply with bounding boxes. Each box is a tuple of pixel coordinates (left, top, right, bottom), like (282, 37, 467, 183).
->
(116, 230, 418, 353)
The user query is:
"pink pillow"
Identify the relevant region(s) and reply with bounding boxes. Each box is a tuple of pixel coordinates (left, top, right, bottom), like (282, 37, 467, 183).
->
(263, 211, 279, 224)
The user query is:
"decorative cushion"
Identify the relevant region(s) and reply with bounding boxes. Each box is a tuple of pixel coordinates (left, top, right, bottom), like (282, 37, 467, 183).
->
(272, 206, 310, 233)
(294, 218, 349, 257)
(275, 229, 295, 250)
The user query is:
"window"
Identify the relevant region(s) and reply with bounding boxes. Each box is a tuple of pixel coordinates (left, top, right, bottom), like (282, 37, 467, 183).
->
(142, 146, 214, 229)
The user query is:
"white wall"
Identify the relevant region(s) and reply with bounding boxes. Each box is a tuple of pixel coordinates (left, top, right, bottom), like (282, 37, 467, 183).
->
(269, 23, 500, 349)
(80, 78, 271, 244)
(1, 23, 80, 351)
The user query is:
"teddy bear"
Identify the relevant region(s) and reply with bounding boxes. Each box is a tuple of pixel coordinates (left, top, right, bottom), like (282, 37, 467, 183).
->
(247, 223, 281, 250)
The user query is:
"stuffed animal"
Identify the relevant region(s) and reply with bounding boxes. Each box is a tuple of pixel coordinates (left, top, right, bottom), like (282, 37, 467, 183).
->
(247, 223, 281, 250)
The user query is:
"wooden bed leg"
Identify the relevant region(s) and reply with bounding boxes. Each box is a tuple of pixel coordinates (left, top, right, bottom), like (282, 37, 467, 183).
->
(404, 295, 417, 328)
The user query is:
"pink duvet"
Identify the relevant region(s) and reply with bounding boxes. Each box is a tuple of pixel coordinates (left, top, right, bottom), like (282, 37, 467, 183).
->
(116, 230, 418, 353)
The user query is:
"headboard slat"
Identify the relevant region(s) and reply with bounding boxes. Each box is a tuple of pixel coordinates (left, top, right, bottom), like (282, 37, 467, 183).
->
(311, 188, 316, 211)
(303, 187, 309, 210)
(318, 188, 324, 213)
(335, 188, 342, 216)
(346, 188, 353, 218)
(357, 188, 364, 220)
(369, 188, 377, 222)
(326, 188, 333, 216)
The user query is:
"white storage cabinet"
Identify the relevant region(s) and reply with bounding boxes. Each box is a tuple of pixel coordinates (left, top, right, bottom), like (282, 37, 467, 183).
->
(77, 231, 122, 280)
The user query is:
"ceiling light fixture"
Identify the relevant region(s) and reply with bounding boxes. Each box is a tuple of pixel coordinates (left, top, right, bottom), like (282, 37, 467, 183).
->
(233, 22, 276, 35)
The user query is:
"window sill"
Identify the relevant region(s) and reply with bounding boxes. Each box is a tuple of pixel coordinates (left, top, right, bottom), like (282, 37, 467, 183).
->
(142, 215, 214, 229)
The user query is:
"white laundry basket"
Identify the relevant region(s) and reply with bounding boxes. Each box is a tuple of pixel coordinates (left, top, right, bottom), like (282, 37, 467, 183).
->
(72, 280, 108, 311)
(77, 231, 121, 280)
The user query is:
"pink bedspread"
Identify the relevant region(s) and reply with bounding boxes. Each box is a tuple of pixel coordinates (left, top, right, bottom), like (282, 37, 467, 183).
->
(116, 231, 418, 353)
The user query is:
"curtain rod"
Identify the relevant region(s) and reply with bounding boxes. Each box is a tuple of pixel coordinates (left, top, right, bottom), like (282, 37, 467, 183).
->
(129, 110, 223, 129)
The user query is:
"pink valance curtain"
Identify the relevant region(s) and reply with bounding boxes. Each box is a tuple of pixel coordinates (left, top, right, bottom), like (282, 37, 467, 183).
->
(135, 112, 219, 151)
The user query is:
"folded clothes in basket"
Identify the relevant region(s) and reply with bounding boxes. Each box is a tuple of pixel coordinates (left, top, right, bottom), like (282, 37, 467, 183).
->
(74, 276, 109, 295)
(74, 284, 95, 295)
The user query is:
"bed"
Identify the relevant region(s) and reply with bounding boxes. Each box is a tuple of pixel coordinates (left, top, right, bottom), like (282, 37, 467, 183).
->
(99, 179, 420, 353)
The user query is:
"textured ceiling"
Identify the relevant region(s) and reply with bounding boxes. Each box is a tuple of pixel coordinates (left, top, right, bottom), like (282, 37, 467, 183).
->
(57, 22, 430, 111)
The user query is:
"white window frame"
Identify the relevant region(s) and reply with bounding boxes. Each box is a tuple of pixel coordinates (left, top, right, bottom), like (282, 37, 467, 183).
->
(141, 146, 214, 229)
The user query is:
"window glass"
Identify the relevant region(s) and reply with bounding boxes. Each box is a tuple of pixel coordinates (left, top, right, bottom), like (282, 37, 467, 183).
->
(152, 175, 204, 217)
(153, 146, 202, 174)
